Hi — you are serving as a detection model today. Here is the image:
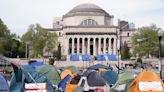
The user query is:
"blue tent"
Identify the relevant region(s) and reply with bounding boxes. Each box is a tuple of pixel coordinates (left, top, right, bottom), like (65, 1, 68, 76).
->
(85, 71, 106, 87)
(107, 54, 117, 61)
(28, 61, 45, 68)
(58, 74, 71, 91)
(10, 65, 54, 92)
(97, 54, 105, 61)
(60, 67, 65, 72)
(0, 74, 9, 91)
(101, 70, 118, 85)
(88, 64, 112, 70)
(70, 54, 80, 61)
(82, 54, 90, 61)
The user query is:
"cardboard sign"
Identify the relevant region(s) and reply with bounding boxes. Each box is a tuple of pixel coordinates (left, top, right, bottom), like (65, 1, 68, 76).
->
(25, 83, 47, 90)
(139, 82, 163, 91)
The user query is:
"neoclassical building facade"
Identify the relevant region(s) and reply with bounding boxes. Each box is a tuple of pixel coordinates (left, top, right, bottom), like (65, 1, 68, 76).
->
(46, 3, 135, 60)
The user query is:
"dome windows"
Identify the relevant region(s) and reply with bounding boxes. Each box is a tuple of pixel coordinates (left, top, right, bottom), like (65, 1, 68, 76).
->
(80, 19, 98, 26)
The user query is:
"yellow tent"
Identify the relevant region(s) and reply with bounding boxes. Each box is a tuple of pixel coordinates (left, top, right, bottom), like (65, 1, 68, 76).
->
(129, 70, 164, 92)
(65, 82, 77, 92)
(98, 68, 108, 73)
(60, 69, 73, 80)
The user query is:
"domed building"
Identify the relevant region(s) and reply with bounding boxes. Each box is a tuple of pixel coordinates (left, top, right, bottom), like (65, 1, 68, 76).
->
(46, 3, 136, 61)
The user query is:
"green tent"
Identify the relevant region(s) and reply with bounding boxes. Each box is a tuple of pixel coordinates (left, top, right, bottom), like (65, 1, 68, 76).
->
(110, 72, 134, 92)
(66, 65, 79, 73)
(36, 65, 61, 86)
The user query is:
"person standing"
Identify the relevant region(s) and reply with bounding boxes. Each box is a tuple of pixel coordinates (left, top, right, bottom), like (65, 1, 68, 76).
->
(49, 58, 55, 65)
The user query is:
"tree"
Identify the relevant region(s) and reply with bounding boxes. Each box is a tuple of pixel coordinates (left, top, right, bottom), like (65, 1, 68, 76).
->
(0, 19, 10, 38)
(0, 19, 11, 54)
(0, 18, 25, 58)
(21, 24, 35, 42)
(21, 24, 57, 57)
(131, 24, 160, 57)
(121, 41, 131, 60)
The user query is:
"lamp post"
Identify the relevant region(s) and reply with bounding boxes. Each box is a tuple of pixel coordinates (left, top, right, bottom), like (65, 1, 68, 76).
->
(158, 30, 164, 79)
(25, 41, 31, 59)
(117, 39, 120, 74)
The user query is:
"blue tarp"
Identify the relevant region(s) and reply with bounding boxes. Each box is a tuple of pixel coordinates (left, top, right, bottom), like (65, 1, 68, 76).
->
(70, 54, 90, 61)
(97, 54, 105, 61)
(70, 54, 80, 61)
(101, 70, 118, 85)
(0, 74, 9, 91)
(88, 64, 112, 70)
(107, 54, 117, 61)
(97, 54, 117, 61)
(82, 54, 90, 61)
(28, 61, 45, 67)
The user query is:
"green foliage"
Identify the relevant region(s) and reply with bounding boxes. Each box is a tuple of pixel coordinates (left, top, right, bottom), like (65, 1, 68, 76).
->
(0, 19, 10, 38)
(131, 24, 160, 57)
(21, 24, 35, 42)
(0, 18, 25, 58)
(121, 42, 131, 60)
(21, 24, 57, 58)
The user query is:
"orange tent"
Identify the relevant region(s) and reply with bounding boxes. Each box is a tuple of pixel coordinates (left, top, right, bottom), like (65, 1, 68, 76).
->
(129, 70, 164, 92)
(98, 68, 108, 73)
(60, 69, 73, 80)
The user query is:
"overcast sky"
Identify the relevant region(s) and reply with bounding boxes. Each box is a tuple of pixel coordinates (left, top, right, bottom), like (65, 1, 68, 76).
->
(0, 0, 164, 36)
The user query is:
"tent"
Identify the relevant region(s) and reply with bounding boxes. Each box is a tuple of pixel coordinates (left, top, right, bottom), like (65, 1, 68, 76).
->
(66, 66, 79, 73)
(28, 61, 45, 68)
(101, 70, 118, 85)
(35, 65, 61, 86)
(58, 74, 72, 91)
(65, 74, 81, 92)
(98, 68, 108, 72)
(111, 72, 134, 92)
(60, 69, 73, 79)
(0, 74, 9, 91)
(10, 65, 54, 92)
(84, 70, 106, 87)
(88, 64, 112, 70)
(129, 70, 164, 92)
(112, 72, 134, 87)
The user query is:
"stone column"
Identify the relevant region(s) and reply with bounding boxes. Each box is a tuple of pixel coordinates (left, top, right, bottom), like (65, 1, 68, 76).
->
(103, 38, 106, 54)
(82, 38, 85, 54)
(93, 38, 96, 56)
(108, 38, 111, 54)
(77, 37, 79, 54)
(66, 38, 69, 55)
(98, 38, 101, 54)
(72, 38, 74, 54)
(87, 38, 90, 55)
(113, 38, 116, 55)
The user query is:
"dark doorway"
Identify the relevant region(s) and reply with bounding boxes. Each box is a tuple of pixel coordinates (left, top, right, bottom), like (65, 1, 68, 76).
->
(90, 45, 93, 55)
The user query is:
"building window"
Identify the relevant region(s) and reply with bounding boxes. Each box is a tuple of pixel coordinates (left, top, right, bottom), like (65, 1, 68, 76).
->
(80, 19, 98, 26)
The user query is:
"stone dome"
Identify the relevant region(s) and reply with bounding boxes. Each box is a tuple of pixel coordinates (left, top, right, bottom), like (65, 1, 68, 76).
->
(64, 3, 110, 17)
